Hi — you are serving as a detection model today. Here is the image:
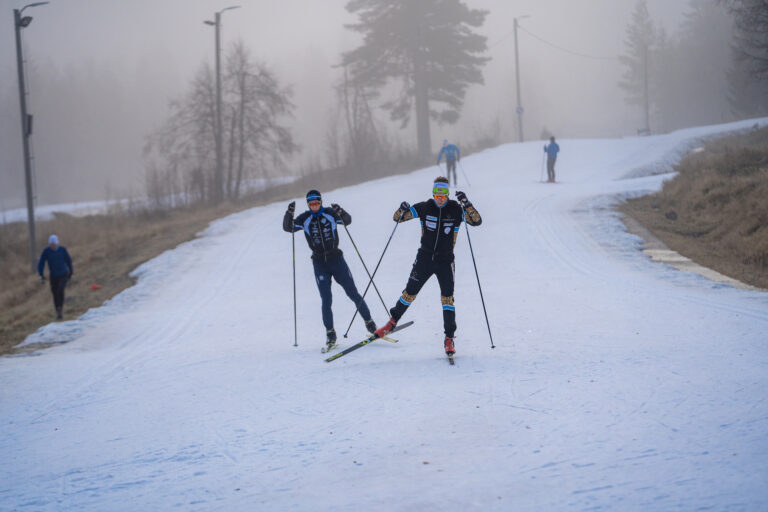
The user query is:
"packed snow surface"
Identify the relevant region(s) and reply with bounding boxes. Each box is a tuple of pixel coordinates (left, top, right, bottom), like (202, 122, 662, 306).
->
(2, 119, 768, 511)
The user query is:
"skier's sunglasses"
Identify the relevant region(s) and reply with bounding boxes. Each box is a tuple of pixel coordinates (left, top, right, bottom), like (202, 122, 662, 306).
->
(433, 194, 448, 200)
(307, 200, 321, 207)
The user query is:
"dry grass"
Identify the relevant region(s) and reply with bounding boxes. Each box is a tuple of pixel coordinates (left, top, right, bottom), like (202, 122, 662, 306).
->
(0, 203, 247, 356)
(621, 125, 768, 289)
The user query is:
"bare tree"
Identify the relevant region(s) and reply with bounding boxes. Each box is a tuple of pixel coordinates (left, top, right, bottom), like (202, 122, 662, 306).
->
(145, 40, 296, 205)
(224, 41, 297, 200)
(339, 67, 382, 176)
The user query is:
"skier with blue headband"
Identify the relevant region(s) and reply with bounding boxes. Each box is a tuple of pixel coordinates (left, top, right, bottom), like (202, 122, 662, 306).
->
(283, 190, 376, 351)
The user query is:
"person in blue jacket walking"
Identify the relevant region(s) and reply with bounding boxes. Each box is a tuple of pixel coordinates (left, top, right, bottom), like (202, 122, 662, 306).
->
(544, 136, 560, 183)
(437, 140, 461, 186)
(38, 234, 73, 320)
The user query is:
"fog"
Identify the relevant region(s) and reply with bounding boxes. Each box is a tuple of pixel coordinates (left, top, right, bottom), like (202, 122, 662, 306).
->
(1, 0, 714, 209)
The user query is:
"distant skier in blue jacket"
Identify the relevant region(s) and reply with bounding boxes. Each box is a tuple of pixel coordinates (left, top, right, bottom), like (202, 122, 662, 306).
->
(437, 140, 461, 187)
(37, 234, 73, 320)
(544, 136, 560, 183)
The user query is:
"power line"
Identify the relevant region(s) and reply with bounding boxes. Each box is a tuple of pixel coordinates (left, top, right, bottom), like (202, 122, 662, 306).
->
(490, 25, 618, 61)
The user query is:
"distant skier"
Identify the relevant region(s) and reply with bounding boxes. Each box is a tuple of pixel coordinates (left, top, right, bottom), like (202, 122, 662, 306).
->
(375, 177, 482, 357)
(544, 136, 560, 183)
(437, 140, 461, 187)
(37, 234, 73, 320)
(283, 190, 376, 351)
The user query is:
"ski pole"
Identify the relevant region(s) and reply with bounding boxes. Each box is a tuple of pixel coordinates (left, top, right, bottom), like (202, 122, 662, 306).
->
(343, 210, 405, 338)
(459, 161, 471, 187)
(463, 219, 494, 349)
(339, 219, 388, 314)
(292, 229, 298, 347)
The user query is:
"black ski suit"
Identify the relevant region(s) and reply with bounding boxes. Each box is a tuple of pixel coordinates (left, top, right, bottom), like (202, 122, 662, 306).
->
(388, 198, 482, 337)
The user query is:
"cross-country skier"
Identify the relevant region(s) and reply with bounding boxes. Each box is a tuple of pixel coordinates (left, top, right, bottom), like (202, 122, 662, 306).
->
(544, 136, 560, 183)
(37, 234, 73, 320)
(437, 140, 461, 187)
(283, 190, 377, 351)
(375, 177, 482, 357)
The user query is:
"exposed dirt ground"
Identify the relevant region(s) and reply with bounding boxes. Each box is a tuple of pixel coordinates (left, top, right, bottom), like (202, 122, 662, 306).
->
(620, 125, 768, 290)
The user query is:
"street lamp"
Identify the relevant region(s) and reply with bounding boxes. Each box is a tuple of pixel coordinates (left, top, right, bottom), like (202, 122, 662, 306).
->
(13, 1, 49, 272)
(204, 5, 240, 205)
(513, 15, 530, 143)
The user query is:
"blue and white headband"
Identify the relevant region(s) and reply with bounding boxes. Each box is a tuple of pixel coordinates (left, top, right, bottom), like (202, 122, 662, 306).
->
(432, 182, 450, 196)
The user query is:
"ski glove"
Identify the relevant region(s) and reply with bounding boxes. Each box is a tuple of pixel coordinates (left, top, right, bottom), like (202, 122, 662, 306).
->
(456, 191, 471, 208)
(331, 203, 343, 216)
(287, 201, 295, 216)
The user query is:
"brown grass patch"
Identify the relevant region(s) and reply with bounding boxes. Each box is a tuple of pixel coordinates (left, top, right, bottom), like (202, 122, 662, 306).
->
(0, 204, 249, 356)
(621, 125, 768, 289)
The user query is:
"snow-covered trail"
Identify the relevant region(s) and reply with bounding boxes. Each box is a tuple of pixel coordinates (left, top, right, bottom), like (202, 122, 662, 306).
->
(2, 120, 768, 511)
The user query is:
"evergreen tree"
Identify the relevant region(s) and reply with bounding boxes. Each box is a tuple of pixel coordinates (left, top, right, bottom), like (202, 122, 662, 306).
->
(653, 0, 733, 131)
(727, 57, 768, 118)
(722, 0, 768, 79)
(619, 0, 656, 134)
(721, 0, 768, 117)
(341, 0, 488, 161)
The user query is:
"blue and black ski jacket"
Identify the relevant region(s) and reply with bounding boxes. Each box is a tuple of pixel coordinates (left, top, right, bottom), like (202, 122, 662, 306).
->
(284, 206, 351, 261)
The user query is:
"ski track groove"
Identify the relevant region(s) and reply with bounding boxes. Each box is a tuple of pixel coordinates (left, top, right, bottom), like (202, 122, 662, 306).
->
(25, 223, 261, 428)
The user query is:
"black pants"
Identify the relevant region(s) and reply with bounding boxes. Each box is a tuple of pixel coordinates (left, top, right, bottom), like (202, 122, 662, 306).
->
(446, 159, 457, 186)
(547, 156, 556, 182)
(390, 251, 456, 337)
(49, 275, 68, 311)
(313, 255, 371, 330)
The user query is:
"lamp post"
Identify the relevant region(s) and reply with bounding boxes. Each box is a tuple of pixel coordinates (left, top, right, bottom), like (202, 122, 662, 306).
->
(513, 15, 529, 143)
(13, 1, 49, 272)
(204, 5, 240, 205)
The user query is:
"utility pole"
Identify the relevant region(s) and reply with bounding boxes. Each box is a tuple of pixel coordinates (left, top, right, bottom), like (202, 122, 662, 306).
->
(13, 2, 49, 272)
(643, 43, 650, 135)
(414, 20, 431, 163)
(513, 16, 529, 143)
(205, 6, 240, 205)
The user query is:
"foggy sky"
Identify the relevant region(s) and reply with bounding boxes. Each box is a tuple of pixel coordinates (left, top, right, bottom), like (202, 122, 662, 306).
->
(2, 0, 691, 209)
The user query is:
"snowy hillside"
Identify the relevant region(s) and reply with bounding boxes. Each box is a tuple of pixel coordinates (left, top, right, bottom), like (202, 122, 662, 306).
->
(2, 119, 768, 511)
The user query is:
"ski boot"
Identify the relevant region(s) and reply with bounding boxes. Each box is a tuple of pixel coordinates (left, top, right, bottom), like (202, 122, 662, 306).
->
(375, 317, 397, 338)
(321, 328, 338, 353)
(364, 319, 377, 334)
(444, 336, 455, 356)
(56, 308, 63, 320)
